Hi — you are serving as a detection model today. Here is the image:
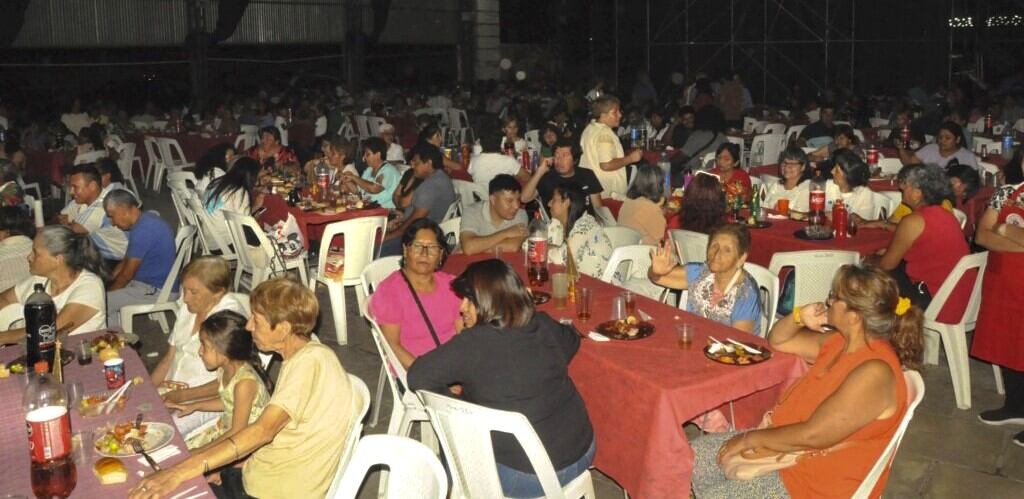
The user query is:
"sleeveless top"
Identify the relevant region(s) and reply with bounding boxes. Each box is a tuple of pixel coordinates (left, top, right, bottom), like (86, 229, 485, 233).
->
(186, 363, 270, 449)
(774, 334, 908, 499)
(903, 204, 971, 323)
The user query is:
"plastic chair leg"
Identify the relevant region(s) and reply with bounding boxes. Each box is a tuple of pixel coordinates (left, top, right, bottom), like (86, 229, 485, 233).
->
(994, 364, 1005, 395)
(939, 326, 972, 409)
(153, 311, 170, 335)
(368, 364, 387, 428)
(923, 329, 941, 365)
(325, 280, 348, 345)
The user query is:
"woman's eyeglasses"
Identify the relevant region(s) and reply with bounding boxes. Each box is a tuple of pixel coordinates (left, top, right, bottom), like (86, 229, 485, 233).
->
(408, 242, 443, 255)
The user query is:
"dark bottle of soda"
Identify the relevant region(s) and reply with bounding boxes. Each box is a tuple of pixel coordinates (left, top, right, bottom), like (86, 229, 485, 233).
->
(25, 284, 57, 371)
(24, 362, 77, 499)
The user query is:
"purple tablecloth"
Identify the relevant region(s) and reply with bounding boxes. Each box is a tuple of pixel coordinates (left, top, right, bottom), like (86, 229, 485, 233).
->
(0, 332, 212, 497)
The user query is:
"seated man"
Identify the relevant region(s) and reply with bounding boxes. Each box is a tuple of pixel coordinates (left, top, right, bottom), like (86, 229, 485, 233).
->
(342, 137, 400, 209)
(103, 189, 176, 326)
(460, 174, 529, 255)
(521, 137, 604, 210)
(468, 118, 530, 192)
(380, 143, 456, 256)
(798, 103, 837, 148)
(60, 164, 127, 260)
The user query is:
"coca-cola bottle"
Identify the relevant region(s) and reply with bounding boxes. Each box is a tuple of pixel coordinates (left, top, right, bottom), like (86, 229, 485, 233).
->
(832, 200, 849, 239)
(24, 362, 76, 499)
(526, 212, 549, 287)
(25, 284, 56, 371)
(984, 113, 993, 135)
(314, 160, 331, 203)
(808, 169, 827, 228)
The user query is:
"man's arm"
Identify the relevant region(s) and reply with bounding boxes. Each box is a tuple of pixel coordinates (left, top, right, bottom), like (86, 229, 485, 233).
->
(384, 207, 429, 241)
(460, 225, 527, 255)
(599, 149, 643, 172)
(109, 258, 142, 291)
(520, 160, 551, 203)
(345, 171, 384, 194)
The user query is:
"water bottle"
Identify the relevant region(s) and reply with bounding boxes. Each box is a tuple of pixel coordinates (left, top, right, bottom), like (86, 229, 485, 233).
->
(25, 284, 57, 370)
(314, 161, 331, 203)
(1003, 127, 1014, 160)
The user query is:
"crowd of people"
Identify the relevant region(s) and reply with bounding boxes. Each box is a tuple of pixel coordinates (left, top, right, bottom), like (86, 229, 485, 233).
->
(0, 66, 1023, 498)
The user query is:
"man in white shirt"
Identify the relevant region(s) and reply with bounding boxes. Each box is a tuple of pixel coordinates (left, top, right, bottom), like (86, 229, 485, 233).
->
(379, 124, 405, 163)
(468, 123, 530, 192)
(579, 96, 643, 199)
(60, 164, 127, 260)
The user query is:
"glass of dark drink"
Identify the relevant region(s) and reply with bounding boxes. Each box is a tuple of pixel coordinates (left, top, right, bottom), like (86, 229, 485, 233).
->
(576, 288, 592, 321)
(76, 341, 92, 366)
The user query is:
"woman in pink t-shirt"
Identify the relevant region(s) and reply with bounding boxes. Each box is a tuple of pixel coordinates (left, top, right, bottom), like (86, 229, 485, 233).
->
(368, 219, 463, 368)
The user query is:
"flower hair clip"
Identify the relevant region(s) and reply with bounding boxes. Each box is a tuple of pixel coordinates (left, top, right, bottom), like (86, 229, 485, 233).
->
(895, 297, 911, 316)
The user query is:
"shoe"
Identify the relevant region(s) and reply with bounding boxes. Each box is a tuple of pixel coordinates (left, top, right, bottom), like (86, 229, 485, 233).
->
(1014, 430, 1024, 448)
(978, 408, 1024, 426)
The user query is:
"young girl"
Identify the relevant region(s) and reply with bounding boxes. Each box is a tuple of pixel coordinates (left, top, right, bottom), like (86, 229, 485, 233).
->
(166, 310, 272, 452)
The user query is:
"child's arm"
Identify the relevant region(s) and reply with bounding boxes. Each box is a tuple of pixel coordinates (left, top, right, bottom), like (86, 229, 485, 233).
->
(167, 398, 225, 416)
(194, 379, 260, 453)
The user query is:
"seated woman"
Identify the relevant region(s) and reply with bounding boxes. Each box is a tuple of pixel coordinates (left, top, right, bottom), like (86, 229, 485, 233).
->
(0, 206, 34, 293)
(546, 181, 614, 278)
(648, 223, 761, 333)
(691, 264, 921, 498)
(869, 164, 970, 322)
(247, 126, 299, 171)
(709, 142, 752, 203)
(155, 257, 249, 436)
(500, 116, 528, 154)
(679, 171, 727, 234)
(539, 124, 560, 158)
(825, 149, 876, 220)
(130, 278, 355, 499)
(809, 124, 864, 162)
(417, 124, 462, 172)
(617, 164, 668, 245)
(368, 219, 462, 369)
(194, 143, 236, 193)
(0, 226, 107, 342)
(303, 135, 356, 186)
(203, 157, 262, 245)
(946, 163, 981, 214)
(898, 121, 978, 170)
(764, 147, 812, 213)
(407, 260, 595, 498)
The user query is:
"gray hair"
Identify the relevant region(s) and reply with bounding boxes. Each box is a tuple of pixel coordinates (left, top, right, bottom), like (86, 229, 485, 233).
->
(102, 189, 140, 210)
(626, 164, 665, 203)
(902, 164, 953, 206)
(38, 225, 108, 279)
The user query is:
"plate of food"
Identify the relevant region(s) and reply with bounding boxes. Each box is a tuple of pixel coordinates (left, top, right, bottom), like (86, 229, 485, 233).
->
(78, 391, 130, 417)
(5, 349, 75, 371)
(703, 341, 772, 366)
(595, 316, 655, 340)
(94, 421, 174, 457)
(88, 331, 139, 352)
(531, 291, 551, 305)
(794, 226, 833, 241)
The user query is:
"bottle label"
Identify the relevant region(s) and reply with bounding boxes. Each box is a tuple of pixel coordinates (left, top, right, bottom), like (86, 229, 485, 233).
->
(37, 323, 56, 351)
(527, 237, 547, 264)
(26, 406, 71, 462)
(809, 190, 826, 212)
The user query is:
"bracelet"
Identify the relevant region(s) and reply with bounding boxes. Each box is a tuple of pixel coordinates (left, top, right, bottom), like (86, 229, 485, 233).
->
(226, 436, 239, 461)
(792, 306, 803, 326)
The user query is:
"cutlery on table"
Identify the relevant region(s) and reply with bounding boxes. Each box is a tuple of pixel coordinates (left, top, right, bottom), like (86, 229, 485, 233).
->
(726, 338, 762, 355)
(131, 438, 161, 472)
(101, 381, 132, 414)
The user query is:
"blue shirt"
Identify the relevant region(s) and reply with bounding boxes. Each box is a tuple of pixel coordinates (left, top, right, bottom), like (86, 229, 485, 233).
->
(684, 263, 761, 332)
(126, 212, 176, 289)
(360, 162, 400, 209)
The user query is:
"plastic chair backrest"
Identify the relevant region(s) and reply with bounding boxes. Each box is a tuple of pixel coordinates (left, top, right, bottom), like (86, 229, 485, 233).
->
(73, 150, 108, 166)
(235, 133, 257, 151)
(317, 216, 388, 287)
(116, 143, 138, 182)
(359, 256, 402, 303)
(952, 208, 967, 229)
(323, 374, 372, 498)
(806, 109, 820, 122)
(366, 318, 414, 406)
(367, 116, 387, 136)
(449, 108, 470, 130)
(185, 193, 235, 257)
(602, 226, 643, 248)
(524, 129, 541, 151)
(869, 191, 901, 220)
(157, 137, 189, 167)
(223, 211, 280, 280)
(763, 123, 786, 135)
(330, 434, 447, 499)
(601, 244, 655, 284)
(441, 200, 460, 222)
(668, 229, 709, 264)
(786, 125, 806, 144)
(878, 158, 903, 176)
(418, 390, 567, 499)
(751, 133, 784, 167)
(452, 179, 488, 210)
(0, 303, 23, 332)
(742, 117, 759, 133)
(167, 171, 198, 188)
(851, 370, 925, 499)
(869, 117, 890, 128)
(143, 136, 163, 170)
(353, 115, 371, 139)
(923, 252, 987, 325)
(742, 262, 779, 337)
(768, 250, 860, 305)
(438, 216, 462, 250)
(154, 226, 196, 305)
(595, 205, 617, 226)
(700, 151, 716, 169)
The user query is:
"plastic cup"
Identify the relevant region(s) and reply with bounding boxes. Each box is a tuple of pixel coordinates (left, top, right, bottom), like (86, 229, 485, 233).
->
(576, 288, 592, 321)
(777, 198, 790, 216)
(675, 323, 693, 349)
(622, 291, 637, 317)
(103, 358, 126, 389)
(66, 381, 84, 406)
(552, 273, 568, 308)
(611, 296, 626, 321)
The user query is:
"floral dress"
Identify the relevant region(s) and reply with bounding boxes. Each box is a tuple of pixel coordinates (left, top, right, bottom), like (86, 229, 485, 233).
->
(546, 213, 614, 279)
(185, 363, 271, 449)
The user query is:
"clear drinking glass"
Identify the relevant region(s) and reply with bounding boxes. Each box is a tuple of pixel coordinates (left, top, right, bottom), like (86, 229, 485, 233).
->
(576, 288, 592, 321)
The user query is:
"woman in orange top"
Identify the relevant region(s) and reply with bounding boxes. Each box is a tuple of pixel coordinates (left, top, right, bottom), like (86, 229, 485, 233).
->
(691, 264, 923, 498)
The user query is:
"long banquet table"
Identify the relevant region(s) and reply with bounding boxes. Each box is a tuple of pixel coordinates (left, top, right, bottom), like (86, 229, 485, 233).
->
(0, 331, 212, 497)
(442, 252, 807, 498)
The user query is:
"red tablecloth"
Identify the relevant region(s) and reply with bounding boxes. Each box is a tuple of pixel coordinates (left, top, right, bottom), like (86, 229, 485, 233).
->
(0, 331, 212, 497)
(442, 253, 806, 499)
(744, 218, 892, 266)
(642, 148, 681, 165)
(258, 194, 389, 248)
(26, 149, 73, 185)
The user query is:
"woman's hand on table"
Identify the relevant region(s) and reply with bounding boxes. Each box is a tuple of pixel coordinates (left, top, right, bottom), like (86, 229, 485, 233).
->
(799, 302, 829, 332)
(160, 389, 185, 404)
(128, 468, 187, 499)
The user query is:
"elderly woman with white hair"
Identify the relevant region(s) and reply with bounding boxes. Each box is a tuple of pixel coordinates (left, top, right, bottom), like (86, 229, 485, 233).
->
(379, 123, 406, 163)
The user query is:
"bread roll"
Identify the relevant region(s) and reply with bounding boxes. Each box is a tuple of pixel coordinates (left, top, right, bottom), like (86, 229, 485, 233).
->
(93, 457, 127, 484)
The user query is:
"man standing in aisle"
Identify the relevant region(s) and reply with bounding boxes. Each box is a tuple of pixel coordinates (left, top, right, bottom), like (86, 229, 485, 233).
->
(579, 95, 642, 200)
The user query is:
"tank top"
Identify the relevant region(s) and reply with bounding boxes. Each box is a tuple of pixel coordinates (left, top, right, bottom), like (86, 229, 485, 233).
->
(774, 334, 908, 499)
(903, 204, 971, 323)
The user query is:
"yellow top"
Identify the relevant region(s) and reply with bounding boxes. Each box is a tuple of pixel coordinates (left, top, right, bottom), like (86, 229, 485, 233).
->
(889, 199, 953, 222)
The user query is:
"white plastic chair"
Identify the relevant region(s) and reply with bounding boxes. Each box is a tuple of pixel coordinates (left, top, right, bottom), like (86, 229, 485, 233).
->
(365, 319, 436, 455)
(151, 120, 168, 131)
(354, 115, 372, 140)
(419, 390, 596, 499)
(114, 142, 141, 195)
(763, 123, 785, 136)
(223, 211, 308, 291)
(973, 137, 1000, 155)
(184, 192, 236, 262)
(742, 117, 762, 134)
(700, 151, 715, 169)
(448, 108, 471, 131)
(324, 374, 374, 499)
(142, 137, 164, 190)
(786, 125, 806, 145)
(594, 205, 616, 226)
(952, 208, 967, 229)
(768, 250, 860, 305)
(806, 109, 820, 122)
(0, 303, 24, 331)
(152, 137, 192, 192)
(743, 262, 779, 337)
(749, 134, 784, 167)
(16, 175, 43, 201)
(921, 252, 989, 409)
(234, 132, 257, 151)
(310, 216, 387, 345)
(978, 162, 1000, 187)
(439, 216, 462, 250)
(359, 256, 403, 428)
(869, 191, 901, 220)
(877, 158, 903, 177)
(851, 370, 925, 499)
(367, 116, 387, 137)
(73, 150, 108, 166)
(668, 229, 709, 264)
(166, 171, 198, 190)
(601, 226, 643, 248)
(329, 435, 447, 499)
(601, 244, 655, 285)
(524, 129, 541, 151)
(868, 117, 890, 128)
(119, 225, 196, 335)
(169, 188, 195, 229)
(452, 179, 488, 211)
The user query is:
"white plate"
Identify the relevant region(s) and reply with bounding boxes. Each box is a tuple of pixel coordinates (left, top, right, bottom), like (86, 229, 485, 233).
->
(94, 421, 174, 457)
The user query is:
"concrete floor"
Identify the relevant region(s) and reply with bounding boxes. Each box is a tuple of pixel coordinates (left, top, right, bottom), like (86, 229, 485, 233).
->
(133, 190, 1024, 498)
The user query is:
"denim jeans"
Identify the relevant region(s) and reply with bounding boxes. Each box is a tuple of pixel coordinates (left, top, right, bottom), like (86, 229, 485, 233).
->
(496, 438, 596, 498)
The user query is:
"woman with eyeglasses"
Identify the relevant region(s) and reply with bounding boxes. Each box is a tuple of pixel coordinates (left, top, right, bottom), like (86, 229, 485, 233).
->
(764, 146, 813, 213)
(368, 218, 463, 369)
(690, 264, 923, 498)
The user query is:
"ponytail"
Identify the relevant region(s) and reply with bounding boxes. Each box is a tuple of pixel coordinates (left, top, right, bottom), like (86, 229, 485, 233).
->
(249, 347, 275, 394)
(200, 310, 274, 393)
(889, 305, 924, 371)
(37, 225, 108, 281)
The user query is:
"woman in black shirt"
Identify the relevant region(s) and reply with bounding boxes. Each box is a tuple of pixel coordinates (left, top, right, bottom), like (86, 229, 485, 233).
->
(408, 259, 595, 497)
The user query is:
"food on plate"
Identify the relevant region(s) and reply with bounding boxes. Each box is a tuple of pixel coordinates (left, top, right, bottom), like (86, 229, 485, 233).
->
(79, 392, 128, 417)
(93, 457, 127, 484)
(95, 421, 148, 454)
(8, 362, 25, 374)
(90, 332, 126, 354)
(609, 316, 642, 337)
(705, 340, 769, 365)
(98, 348, 121, 362)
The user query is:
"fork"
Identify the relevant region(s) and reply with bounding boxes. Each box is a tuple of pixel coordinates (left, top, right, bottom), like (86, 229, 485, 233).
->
(131, 438, 161, 472)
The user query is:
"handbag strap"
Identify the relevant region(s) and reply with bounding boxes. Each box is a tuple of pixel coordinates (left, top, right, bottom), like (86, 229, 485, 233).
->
(399, 270, 443, 347)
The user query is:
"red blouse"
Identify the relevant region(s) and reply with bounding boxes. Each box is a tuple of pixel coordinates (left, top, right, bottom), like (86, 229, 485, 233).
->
(903, 204, 972, 323)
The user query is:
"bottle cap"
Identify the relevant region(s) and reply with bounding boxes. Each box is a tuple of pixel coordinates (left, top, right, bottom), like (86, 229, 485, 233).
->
(33, 360, 49, 373)
(34, 283, 45, 292)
